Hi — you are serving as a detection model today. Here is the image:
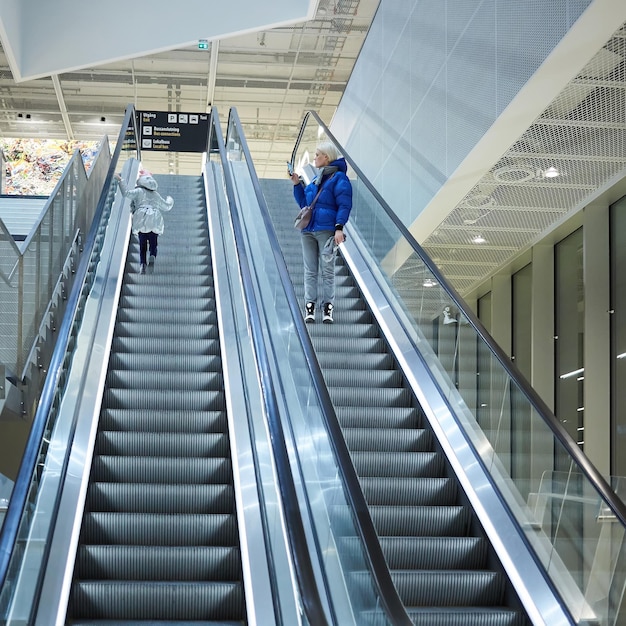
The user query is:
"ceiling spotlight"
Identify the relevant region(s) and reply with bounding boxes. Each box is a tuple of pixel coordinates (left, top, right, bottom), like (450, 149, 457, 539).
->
(544, 166, 560, 178)
(472, 234, 486, 244)
(423, 278, 437, 287)
(100, 116, 106, 122)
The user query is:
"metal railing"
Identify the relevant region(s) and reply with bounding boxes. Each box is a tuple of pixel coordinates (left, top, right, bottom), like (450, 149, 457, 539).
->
(0, 137, 111, 418)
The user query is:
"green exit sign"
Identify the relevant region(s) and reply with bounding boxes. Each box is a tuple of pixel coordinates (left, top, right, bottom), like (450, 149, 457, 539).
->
(198, 39, 208, 50)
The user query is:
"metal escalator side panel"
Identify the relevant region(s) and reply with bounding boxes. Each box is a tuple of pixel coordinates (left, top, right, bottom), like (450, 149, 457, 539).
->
(204, 159, 290, 626)
(20, 159, 140, 626)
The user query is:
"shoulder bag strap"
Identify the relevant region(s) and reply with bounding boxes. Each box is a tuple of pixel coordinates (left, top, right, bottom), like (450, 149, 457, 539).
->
(309, 173, 335, 209)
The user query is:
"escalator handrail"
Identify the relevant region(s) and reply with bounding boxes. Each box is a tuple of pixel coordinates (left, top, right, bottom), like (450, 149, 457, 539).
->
(292, 110, 626, 528)
(210, 108, 333, 626)
(228, 107, 414, 626)
(0, 104, 140, 589)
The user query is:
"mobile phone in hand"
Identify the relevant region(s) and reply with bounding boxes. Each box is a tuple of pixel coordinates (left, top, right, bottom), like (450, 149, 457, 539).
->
(286, 161, 294, 175)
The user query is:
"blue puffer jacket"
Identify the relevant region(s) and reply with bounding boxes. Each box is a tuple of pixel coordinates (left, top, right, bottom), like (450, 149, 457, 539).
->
(293, 157, 352, 232)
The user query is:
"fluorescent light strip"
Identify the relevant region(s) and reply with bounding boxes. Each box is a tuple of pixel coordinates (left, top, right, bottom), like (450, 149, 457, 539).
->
(560, 367, 584, 379)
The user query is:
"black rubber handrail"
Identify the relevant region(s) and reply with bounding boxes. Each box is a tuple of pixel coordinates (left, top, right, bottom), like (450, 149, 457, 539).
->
(228, 107, 414, 626)
(293, 110, 626, 528)
(0, 104, 140, 590)
(210, 108, 333, 626)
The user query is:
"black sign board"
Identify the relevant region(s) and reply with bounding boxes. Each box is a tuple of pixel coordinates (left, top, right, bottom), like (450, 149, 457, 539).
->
(136, 110, 210, 153)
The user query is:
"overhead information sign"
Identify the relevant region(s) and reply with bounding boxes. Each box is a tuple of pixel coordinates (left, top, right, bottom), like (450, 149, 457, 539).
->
(136, 110, 210, 153)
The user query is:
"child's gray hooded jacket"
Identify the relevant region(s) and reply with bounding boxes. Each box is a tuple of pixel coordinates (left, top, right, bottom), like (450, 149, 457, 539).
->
(118, 174, 174, 234)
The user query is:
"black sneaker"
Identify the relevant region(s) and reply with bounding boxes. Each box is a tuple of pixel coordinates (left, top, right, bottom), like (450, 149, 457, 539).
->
(323, 302, 334, 324)
(304, 301, 315, 323)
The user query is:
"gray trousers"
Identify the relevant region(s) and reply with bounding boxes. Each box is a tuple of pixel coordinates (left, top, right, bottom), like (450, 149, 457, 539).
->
(301, 230, 335, 306)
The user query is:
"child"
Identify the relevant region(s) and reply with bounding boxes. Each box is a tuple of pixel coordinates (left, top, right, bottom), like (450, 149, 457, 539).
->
(115, 171, 174, 274)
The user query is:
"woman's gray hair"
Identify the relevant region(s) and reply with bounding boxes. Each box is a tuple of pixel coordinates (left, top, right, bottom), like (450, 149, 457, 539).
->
(317, 140, 340, 163)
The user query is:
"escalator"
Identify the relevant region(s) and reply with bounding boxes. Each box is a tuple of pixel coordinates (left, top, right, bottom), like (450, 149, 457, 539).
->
(261, 177, 530, 626)
(4, 105, 625, 625)
(0, 109, 332, 626)
(66, 175, 246, 623)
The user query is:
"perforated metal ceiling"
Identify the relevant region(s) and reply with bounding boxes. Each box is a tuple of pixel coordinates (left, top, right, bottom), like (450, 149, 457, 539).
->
(422, 23, 626, 295)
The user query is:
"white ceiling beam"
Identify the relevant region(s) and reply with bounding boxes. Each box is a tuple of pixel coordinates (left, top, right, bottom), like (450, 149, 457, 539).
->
(0, 0, 316, 82)
(51, 75, 74, 140)
(206, 40, 220, 109)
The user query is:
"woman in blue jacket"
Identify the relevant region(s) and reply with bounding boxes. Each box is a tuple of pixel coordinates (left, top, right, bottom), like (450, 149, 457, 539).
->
(290, 141, 352, 324)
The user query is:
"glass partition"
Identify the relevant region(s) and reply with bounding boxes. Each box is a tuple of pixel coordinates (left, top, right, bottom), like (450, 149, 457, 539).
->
(223, 112, 395, 625)
(290, 111, 626, 626)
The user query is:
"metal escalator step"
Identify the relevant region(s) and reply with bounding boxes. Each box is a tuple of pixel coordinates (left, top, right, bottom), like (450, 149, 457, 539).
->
(370, 505, 470, 536)
(124, 272, 212, 288)
(116, 307, 216, 325)
(307, 322, 379, 339)
(95, 431, 229, 456)
(102, 388, 225, 411)
(317, 351, 394, 370)
(91, 456, 232, 483)
(379, 536, 488, 570)
(100, 409, 227, 433)
(128, 240, 209, 253)
(68, 580, 244, 621)
(69, 621, 245, 626)
(122, 284, 214, 299)
(289, 280, 366, 296)
(124, 256, 212, 272)
(110, 336, 220, 355)
(76, 545, 242, 581)
(105, 370, 223, 391)
(290, 283, 362, 299)
(323, 368, 404, 388)
(148, 228, 207, 239)
(365, 607, 526, 626)
(336, 405, 422, 428)
(329, 386, 413, 407)
(349, 569, 506, 607)
(360, 477, 457, 505)
(351, 450, 444, 477)
(313, 308, 371, 324)
(335, 284, 362, 298)
(113, 321, 219, 340)
(81, 512, 238, 546)
(119, 294, 215, 312)
(344, 427, 431, 452)
(86, 483, 234, 514)
(107, 353, 223, 373)
(312, 336, 388, 353)
(392, 570, 506, 607)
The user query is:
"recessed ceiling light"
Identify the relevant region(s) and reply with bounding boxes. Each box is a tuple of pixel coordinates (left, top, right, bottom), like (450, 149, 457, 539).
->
(472, 235, 486, 244)
(544, 166, 560, 178)
(423, 278, 437, 287)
